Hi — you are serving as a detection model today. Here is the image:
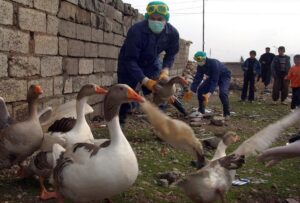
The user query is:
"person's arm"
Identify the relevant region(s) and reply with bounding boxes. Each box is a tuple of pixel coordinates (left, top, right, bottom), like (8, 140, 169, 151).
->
(286, 56, 291, 74)
(241, 59, 248, 71)
(162, 30, 180, 70)
(256, 60, 261, 76)
(122, 27, 146, 83)
(271, 57, 277, 77)
(207, 61, 221, 93)
(190, 67, 204, 93)
(286, 67, 292, 80)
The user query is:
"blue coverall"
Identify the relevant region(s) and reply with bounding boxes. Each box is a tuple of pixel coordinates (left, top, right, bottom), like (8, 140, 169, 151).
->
(190, 58, 231, 116)
(117, 20, 179, 123)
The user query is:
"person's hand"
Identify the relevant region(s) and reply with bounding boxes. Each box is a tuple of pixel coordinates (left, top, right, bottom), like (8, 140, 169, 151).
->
(183, 91, 193, 102)
(144, 79, 157, 91)
(159, 69, 169, 82)
(203, 93, 211, 106)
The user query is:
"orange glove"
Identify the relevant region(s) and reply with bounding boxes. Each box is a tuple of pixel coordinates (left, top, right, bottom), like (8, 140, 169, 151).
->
(159, 69, 169, 82)
(144, 79, 157, 91)
(203, 93, 210, 106)
(183, 91, 193, 102)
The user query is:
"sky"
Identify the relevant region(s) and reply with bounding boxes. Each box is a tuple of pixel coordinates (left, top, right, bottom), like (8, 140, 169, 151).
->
(124, 0, 300, 62)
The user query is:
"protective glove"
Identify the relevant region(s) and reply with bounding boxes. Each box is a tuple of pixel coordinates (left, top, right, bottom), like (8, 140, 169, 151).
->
(183, 91, 193, 102)
(144, 79, 157, 92)
(159, 69, 169, 82)
(203, 93, 211, 106)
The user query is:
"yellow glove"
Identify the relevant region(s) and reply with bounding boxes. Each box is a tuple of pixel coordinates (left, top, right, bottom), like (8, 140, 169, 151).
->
(203, 93, 210, 106)
(159, 69, 169, 81)
(183, 91, 193, 102)
(144, 79, 157, 91)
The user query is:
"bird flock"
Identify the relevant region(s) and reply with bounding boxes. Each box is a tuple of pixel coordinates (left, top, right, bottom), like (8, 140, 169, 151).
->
(0, 81, 299, 203)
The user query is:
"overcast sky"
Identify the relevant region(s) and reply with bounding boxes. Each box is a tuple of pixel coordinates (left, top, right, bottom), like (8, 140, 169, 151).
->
(124, 0, 300, 62)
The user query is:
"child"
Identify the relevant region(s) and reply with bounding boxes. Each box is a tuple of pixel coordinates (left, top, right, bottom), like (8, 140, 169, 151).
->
(271, 46, 291, 104)
(286, 55, 300, 110)
(241, 50, 261, 102)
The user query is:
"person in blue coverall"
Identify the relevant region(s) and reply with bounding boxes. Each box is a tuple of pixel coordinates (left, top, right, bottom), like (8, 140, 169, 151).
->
(117, 1, 179, 124)
(184, 51, 231, 118)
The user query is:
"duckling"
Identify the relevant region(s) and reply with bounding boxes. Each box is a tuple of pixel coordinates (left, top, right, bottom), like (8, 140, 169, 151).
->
(140, 100, 205, 168)
(0, 85, 44, 172)
(177, 109, 300, 203)
(50, 84, 144, 202)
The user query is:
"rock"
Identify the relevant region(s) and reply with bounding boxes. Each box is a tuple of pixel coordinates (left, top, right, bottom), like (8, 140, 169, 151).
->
(211, 116, 225, 126)
(190, 121, 202, 127)
(201, 136, 221, 150)
(158, 179, 169, 187)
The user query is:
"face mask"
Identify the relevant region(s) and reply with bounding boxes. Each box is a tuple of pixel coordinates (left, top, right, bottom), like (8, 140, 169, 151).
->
(148, 20, 165, 34)
(197, 61, 206, 66)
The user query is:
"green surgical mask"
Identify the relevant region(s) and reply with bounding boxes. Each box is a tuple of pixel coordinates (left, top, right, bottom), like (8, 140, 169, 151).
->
(148, 20, 165, 34)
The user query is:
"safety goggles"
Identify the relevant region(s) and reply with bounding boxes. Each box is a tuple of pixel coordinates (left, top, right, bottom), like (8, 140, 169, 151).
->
(194, 56, 206, 62)
(146, 4, 168, 16)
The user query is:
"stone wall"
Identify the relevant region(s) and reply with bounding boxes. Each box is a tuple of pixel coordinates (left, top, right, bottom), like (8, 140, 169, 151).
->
(0, 0, 191, 120)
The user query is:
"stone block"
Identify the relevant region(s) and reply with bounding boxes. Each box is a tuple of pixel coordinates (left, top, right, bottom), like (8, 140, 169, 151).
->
(104, 4, 115, 19)
(35, 34, 58, 55)
(68, 39, 85, 57)
(85, 0, 95, 12)
(43, 97, 64, 110)
(12, 0, 33, 6)
(84, 42, 98, 57)
(12, 102, 29, 121)
(112, 72, 117, 83)
(94, 0, 105, 14)
(0, 79, 27, 102)
(100, 45, 118, 59)
(114, 9, 123, 23)
(115, 0, 124, 12)
(76, 24, 91, 41)
(88, 73, 101, 86)
(91, 13, 104, 29)
(104, 17, 113, 32)
(105, 59, 117, 72)
(63, 77, 73, 93)
(101, 74, 113, 86)
(72, 76, 89, 92)
(0, 53, 8, 78)
(64, 93, 77, 102)
(0, 27, 29, 54)
(113, 34, 124, 46)
(112, 21, 123, 35)
(78, 0, 86, 9)
(66, 0, 78, 5)
(103, 32, 114, 44)
(94, 58, 105, 73)
(28, 77, 53, 98)
(34, 0, 59, 14)
(76, 7, 90, 25)
(0, 0, 13, 25)
(47, 15, 59, 35)
(58, 20, 76, 38)
(59, 37, 68, 56)
(91, 28, 103, 43)
(9, 56, 40, 77)
(123, 16, 132, 27)
(58, 1, 77, 21)
(79, 59, 93, 75)
(54, 76, 63, 95)
(19, 7, 46, 32)
(63, 58, 78, 75)
(41, 56, 62, 77)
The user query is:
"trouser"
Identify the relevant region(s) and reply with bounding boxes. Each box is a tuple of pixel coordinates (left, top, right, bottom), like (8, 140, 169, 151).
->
(241, 72, 255, 101)
(261, 65, 272, 87)
(272, 75, 289, 102)
(291, 87, 300, 109)
(197, 76, 231, 117)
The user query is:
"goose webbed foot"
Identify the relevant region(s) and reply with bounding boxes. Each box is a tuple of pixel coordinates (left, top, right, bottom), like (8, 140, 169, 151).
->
(39, 176, 58, 200)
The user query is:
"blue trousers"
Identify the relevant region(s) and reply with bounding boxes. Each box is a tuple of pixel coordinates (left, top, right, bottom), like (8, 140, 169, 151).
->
(197, 77, 231, 116)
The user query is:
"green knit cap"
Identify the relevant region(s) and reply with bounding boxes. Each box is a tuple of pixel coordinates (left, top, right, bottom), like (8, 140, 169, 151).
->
(145, 1, 170, 22)
(194, 51, 207, 62)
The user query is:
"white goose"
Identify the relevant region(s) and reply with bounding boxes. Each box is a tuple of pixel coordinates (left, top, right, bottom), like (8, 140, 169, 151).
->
(177, 109, 300, 203)
(28, 84, 108, 200)
(51, 84, 144, 202)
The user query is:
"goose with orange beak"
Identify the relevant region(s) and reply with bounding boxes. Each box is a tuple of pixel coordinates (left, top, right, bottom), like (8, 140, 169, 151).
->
(51, 84, 144, 202)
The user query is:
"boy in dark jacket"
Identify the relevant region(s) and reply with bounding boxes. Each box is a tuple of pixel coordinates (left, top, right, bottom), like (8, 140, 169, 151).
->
(241, 50, 261, 102)
(271, 46, 291, 104)
(259, 47, 275, 91)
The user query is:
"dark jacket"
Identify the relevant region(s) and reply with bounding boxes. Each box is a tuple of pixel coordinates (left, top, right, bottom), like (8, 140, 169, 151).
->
(271, 55, 291, 77)
(117, 20, 180, 83)
(191, 58, 231, 93)
(241, 58, 261, 75)
(259, 53, 275, 67)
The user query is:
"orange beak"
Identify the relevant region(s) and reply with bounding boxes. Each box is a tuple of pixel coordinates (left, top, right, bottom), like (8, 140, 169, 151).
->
(127, 88, 144, 102)
(34, 85, 43, 94)
(95, 86, 108, 94)
(180, 78, 188, 85)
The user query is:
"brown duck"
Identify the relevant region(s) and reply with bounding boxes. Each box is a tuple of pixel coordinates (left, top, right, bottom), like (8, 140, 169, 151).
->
(0, 85, 44, 172)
